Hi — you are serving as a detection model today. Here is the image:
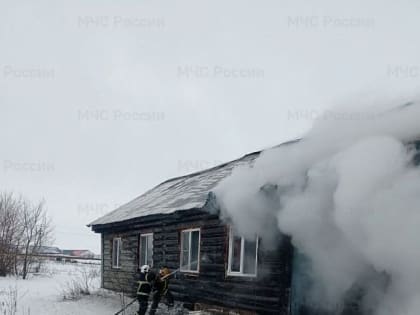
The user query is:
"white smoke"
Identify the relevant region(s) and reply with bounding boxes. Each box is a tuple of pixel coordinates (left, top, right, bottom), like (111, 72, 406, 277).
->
(215, 97, 420, 314)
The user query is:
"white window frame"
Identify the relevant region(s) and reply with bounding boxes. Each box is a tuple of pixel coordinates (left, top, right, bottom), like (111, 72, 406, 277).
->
(139, 233, 153, 268)
(227, 228, 259, 277)
(112, 237, 122, 269)
(180, 228, 201, 273)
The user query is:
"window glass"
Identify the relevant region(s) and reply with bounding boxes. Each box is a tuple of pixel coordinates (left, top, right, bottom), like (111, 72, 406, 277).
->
(140, 234, 153, 267)
(182, 232, 189, 250)
(180, 229, 200, 272)
(243, 238, 257, 274)
(146, 235, 153, 266)
(181, 231, 190, 269)
(228, 228, 258, 276)
(231, 236, 242, 272)
(140, 236, 147, 265)
(112, 238, 121, 268)
(190, 230, 200, 271)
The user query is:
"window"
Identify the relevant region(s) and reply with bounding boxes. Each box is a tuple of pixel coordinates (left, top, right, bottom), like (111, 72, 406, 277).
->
(180, 228, 200, 272)
(112, 238, 121, 268)
(227, 228, 258, 276)
(139, 233, 153, 267)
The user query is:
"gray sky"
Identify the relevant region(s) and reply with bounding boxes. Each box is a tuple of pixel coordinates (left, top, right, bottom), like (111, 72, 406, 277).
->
(1, 0, 419, 253)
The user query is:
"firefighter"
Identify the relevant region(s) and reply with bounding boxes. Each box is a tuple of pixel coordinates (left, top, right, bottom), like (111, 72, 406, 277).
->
(136, 265, 156, 315)
(149, 266, 174, 315)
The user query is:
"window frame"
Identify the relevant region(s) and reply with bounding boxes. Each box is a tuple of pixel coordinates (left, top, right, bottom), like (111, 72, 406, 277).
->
(112, 237, 122, 269)
(227, 227, 259, 277)
(139, 233, 154, 268)
(179, 228, 201, 273)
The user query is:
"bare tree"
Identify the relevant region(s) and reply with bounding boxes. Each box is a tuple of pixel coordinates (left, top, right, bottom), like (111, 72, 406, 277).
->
(20, 199, 53, 279)
(0, 192, 22, 277)
(0, 191, 54, 279)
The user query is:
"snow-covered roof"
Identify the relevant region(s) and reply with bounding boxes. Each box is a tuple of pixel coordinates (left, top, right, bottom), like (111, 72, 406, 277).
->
(89, 152, 259, 227)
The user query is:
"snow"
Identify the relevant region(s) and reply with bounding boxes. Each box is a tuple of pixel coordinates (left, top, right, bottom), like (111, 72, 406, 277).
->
(0, 261, 112, 314)
(0, 261, 186, 315)
(89, 153, 258, 226)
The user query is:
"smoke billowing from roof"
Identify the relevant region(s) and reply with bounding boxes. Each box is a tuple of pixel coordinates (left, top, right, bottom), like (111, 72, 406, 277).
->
(215, 96, 420, 314)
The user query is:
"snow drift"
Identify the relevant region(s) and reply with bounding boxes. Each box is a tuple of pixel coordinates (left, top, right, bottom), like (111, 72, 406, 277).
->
(215, 97, 420, 315)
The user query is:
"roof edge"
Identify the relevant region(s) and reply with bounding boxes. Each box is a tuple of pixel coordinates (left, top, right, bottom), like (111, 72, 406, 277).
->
(87, 138, 301, 228)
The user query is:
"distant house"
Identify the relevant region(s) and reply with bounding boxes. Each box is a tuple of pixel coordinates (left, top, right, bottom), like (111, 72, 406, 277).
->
(35, 246, 62, 255)
(62, 249, 95, 258)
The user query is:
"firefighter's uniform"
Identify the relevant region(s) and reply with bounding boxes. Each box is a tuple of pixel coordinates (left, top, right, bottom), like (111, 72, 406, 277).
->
(136, 269, 156, 315)
(149, 267, 174, 315)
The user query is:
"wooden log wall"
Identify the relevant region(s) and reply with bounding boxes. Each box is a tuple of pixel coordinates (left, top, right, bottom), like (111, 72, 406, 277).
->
(95, 209, 293, 314)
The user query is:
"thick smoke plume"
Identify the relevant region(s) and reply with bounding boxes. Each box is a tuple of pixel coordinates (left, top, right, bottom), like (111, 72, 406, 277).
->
(215, 97, 420, 315)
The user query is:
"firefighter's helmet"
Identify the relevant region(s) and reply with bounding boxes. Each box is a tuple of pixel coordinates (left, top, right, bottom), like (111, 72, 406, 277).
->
(140, 265, 150, 273)
(160, 267, 171, 277)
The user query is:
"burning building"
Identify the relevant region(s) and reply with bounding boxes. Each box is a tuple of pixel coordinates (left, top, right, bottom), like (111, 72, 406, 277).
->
(88, 145, 294, 314)
(90, 101, 420, 315)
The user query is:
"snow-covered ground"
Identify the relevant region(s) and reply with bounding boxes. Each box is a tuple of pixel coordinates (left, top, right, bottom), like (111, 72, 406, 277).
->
(0, 260, 183, 315)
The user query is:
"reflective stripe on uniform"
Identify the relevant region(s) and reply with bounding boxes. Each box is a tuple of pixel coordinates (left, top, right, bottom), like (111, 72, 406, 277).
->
(162, 280, 169, 295)
(137, 281, 151, 296)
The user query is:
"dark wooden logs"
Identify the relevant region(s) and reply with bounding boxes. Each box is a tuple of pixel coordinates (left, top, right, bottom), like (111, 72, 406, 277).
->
(96, 209, 292, 314)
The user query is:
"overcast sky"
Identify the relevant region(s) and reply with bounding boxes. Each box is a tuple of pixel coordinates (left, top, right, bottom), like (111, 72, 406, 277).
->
(1, 0, 420, 253)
